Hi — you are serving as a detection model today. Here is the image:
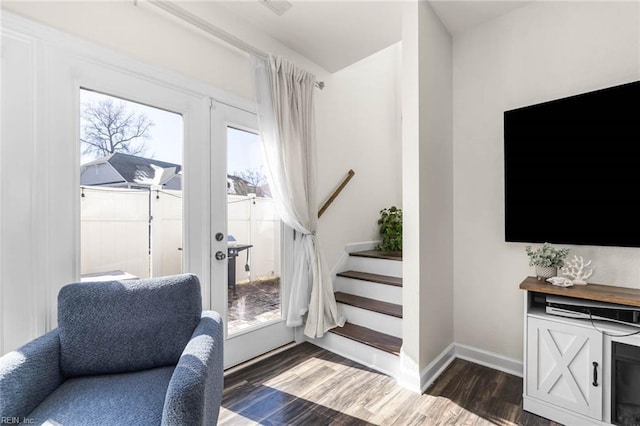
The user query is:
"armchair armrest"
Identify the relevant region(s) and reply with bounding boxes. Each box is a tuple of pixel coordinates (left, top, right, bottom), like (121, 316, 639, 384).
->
(0, 329, 65, 419)
(162, 311, 224, 426)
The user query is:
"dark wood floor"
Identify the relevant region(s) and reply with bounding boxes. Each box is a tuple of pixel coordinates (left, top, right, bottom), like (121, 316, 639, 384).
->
(220, 342, 561, 425)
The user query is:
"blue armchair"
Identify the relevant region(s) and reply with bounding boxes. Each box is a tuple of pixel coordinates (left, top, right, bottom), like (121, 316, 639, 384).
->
(0, 274, 223, 425)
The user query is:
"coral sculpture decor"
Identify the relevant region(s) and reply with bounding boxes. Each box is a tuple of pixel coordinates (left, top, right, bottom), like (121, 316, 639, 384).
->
(561, 255, 595, 285)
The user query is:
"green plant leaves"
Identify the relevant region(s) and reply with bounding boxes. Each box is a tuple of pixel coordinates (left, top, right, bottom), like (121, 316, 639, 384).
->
(378, 206, 402, 252)
(525, 242, 569, 267)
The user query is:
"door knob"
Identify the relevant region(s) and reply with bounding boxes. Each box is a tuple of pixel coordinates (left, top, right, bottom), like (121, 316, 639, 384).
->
(215, 251, 226, 261)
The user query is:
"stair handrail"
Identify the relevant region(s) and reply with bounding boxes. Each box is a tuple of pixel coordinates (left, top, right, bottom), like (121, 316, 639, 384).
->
(318, 169, 355, 218)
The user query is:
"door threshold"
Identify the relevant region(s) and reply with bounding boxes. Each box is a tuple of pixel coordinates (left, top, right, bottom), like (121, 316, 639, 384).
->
(223, 341, 298, 377)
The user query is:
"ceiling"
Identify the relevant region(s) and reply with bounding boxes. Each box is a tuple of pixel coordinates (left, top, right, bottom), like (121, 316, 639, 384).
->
(209, 1, 534, 73)
(213, 1, 403, 73)
(429, 1, 535, 35)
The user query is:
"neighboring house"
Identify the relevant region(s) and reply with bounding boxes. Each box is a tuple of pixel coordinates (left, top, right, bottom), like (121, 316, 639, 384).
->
(80, 152, 182, 190)
(226, 175, 270, 197)
(82, 152, 268, 197)
(226, 175, 249, 196)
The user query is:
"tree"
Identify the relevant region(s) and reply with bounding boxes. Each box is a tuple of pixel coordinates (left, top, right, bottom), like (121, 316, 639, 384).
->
(231, 168, 270, 197)
(81, 98, 154, 158)
(233, 168, 267, 188)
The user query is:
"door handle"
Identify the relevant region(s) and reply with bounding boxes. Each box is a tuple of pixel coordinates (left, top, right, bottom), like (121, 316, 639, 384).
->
(215, 251, 226, 261)
(592, 361, 598, 387)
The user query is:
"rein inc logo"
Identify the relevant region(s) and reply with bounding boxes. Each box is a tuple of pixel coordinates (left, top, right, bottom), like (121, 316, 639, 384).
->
(0, 418, 34, 424)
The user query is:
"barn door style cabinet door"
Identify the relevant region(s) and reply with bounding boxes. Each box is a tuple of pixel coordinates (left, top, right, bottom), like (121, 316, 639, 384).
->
(527, 316, 603, 420)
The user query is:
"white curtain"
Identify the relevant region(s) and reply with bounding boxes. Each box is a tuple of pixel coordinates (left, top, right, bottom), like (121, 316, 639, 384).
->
(251, 54, 345, 338)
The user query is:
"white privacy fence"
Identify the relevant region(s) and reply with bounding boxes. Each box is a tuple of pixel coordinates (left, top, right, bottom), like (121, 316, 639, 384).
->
(227, 194, 281, 282)
(81, 186, 280, 283)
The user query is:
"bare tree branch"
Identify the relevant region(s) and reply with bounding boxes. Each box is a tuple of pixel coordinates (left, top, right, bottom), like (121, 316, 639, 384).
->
(233, 168, 267, 187)
(81, 97, 154, 159)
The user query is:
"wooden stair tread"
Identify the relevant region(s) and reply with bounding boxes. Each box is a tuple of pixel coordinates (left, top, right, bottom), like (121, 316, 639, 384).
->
(350, 250, 402, 261)
(335, 292, 402, 318)
(336, 270, 402, 287)
(329, 322, 401, 356)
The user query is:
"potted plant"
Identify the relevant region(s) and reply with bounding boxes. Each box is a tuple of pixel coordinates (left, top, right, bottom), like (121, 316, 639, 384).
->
(378, 206, 402, 253)
(525, 243, 570, 280)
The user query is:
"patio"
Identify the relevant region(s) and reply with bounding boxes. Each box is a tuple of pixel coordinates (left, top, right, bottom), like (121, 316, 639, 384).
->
(227, 277, 281, 334)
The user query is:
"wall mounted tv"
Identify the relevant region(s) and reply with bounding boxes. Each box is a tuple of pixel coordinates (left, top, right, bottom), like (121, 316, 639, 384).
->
(504, 80, 640, 248)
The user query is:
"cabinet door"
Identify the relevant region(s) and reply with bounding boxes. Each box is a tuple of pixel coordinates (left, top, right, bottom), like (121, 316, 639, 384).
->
(527, 316, 603, 420)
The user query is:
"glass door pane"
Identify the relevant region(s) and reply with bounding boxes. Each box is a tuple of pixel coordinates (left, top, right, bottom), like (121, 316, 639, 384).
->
(226, 127, 282, 335)
(79, 89, 184, 281)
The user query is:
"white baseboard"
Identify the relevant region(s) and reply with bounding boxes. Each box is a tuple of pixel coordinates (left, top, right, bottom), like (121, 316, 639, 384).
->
(523, 396, 605, 426)
(305, 337, 522, 394)
(415, 342, 522, 393)
(331, 241, 379, 276)
(344, 241, 379, 253)
(419, 343, 457, 393)
(308, 332, 400, 378)
(454, 343, 523, 377)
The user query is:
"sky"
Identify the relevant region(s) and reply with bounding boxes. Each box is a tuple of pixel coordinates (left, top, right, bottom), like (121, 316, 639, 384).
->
(227, 127, 264, 177)
(80, 89, 183, 165)
(80, 89, 263, 176)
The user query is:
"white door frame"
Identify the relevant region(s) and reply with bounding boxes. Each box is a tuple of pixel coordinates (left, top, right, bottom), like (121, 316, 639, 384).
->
(71, 65, 212, 301)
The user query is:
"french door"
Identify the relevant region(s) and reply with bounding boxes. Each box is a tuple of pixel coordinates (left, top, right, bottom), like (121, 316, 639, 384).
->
(211, 102, 295, 368)
(73, 61, 293, 369)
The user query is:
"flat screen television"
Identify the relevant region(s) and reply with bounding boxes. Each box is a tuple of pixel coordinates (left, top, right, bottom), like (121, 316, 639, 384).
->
(504, 80, 640, 247)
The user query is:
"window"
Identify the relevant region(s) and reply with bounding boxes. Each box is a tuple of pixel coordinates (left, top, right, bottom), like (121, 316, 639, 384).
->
(79, 89, 184, 281)
(226, 127, 282, 334)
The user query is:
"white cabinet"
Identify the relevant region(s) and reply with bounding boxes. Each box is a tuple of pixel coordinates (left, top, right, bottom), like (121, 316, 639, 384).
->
(521, 277, 640, 425)
(527, 316, 603, 420)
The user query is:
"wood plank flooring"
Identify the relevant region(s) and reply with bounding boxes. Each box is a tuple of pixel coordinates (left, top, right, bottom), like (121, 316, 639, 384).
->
(219, 342, 560, 426)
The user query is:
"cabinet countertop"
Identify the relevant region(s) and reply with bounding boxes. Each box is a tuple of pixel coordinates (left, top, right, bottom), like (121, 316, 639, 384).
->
(519, 276, 640, 307)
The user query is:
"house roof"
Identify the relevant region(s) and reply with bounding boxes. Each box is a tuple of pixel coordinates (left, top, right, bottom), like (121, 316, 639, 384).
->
(81, 153, 181, 187)
(81, 153, 270, 196)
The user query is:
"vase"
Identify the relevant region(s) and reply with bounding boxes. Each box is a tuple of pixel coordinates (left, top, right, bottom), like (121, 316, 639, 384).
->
(535, 266, 557, 280)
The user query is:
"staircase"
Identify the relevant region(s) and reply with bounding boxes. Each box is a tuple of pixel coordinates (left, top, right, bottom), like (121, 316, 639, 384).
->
(309, 245, 403, 378)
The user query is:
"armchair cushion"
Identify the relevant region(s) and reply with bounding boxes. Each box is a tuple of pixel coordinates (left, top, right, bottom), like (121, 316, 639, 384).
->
(58, 273, 202, 377)
(27, 365, 175, 425)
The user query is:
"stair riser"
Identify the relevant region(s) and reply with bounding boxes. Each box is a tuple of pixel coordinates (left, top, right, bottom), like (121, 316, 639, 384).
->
(308, 332, 400, 378)
(338, 303, 402, 338)
(335, 277, 402, 305)
(348, 256, 402, 278)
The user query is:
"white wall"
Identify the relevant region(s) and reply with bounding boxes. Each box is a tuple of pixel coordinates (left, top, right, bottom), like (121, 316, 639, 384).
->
(401, 1, 453, 391)
(453, 1, 640, 361)
(1, 1, 328, 100)
(2, 1, 253, 99)
(418, 0, 454, 374)
(315, 43, 402, 269)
